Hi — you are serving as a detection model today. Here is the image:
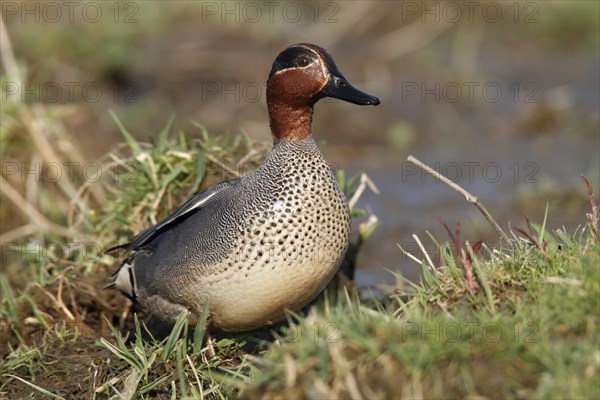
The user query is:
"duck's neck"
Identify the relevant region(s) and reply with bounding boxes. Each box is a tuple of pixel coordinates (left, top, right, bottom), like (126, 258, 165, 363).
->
(267, 101, 314, 143)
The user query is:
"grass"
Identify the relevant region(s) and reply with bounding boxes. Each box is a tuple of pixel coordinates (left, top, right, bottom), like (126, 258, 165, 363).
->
(1, 112, 598, 398)
(242, 216, 599, 398)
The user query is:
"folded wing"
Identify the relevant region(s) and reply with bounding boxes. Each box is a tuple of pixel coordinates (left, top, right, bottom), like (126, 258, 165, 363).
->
(109, 179, 240, 254)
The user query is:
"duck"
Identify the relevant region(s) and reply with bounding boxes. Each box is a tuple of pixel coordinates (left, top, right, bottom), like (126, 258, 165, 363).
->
(110, 43, 380, 332)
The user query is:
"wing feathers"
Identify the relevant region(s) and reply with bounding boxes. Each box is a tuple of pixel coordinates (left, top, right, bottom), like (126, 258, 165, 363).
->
(109, 179, 239, 254)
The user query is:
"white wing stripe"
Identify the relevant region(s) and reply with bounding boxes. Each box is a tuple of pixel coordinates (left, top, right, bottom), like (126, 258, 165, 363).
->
(188, 190, 220, 212)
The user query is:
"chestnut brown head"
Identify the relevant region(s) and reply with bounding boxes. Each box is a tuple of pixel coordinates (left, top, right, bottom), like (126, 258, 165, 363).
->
(267, 43, 380, 108)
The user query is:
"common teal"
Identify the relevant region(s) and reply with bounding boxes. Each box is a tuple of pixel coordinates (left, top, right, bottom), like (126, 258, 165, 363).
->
(111, 43, 380, 332)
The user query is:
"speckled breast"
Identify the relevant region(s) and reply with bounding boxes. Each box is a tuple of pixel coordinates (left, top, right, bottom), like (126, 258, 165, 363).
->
(207, 139, 350, 331)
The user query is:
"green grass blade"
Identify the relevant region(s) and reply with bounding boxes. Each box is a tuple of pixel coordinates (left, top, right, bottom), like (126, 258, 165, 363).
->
(191, 121, 208, 141)
(188, 148, 206, 196)
(347, 169, 366, 190)
(0, 274, 17, 320)
(157, 113, 176, 152)
(100, 337, 143, 371)
(163, 310, 188, 362)
(176, 341, 189, 398)
(193, 301, 210, 354)
(539, 202, 549, 245)
(3, 374, 66, 400)
(336, 169, 346, 193)
(471, 252, 496, 312)
(138, 373, 174, 396)
(109, 110, 142, 156)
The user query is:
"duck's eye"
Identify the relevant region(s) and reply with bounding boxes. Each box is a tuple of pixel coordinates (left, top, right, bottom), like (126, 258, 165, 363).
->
(296, 56, 310, 67)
